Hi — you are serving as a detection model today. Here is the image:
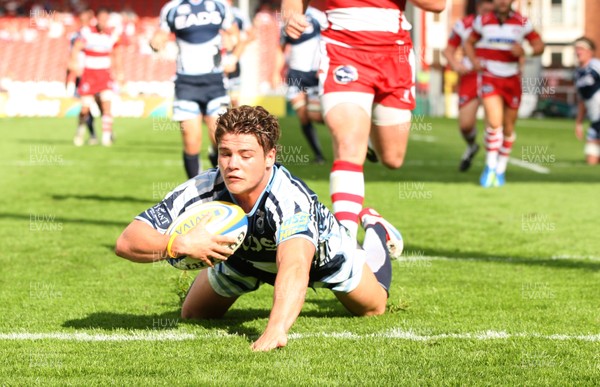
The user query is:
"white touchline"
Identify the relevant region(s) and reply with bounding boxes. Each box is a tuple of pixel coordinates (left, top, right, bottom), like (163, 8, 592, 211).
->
(1, 330, 599, 342)
(508, 157, 550, 174)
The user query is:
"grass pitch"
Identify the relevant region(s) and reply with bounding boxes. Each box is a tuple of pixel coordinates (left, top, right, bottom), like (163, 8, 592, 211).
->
(0, 115, 599, 385)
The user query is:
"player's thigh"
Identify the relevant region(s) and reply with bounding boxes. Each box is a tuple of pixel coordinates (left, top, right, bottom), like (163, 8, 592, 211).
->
(181, 269, 238, 319)
(334, 263, 387, 316)
(370, 119, 411, 169)
(458, 98, 480, 130)
(323, 96, 373, 163)
(180, 115, 203, 154)
(482, 95, 504, 128)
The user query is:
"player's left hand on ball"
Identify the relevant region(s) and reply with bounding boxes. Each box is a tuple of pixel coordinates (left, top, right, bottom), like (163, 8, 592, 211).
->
(173, 214, 237, 266)
(251, 329, 288, 352)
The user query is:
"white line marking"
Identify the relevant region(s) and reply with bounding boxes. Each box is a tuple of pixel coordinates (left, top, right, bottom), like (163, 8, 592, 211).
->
(2, 330, 598, 342)
(410, 134, 437, 143)
(508, 157, 551, 174)
(0, 332, 196, 341)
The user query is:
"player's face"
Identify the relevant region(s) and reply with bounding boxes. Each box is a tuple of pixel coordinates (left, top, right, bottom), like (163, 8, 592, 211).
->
(575, 46, 593, 65)
(218, 133, 276, 198)
(493, 0, 513, 14)
(478, 2, 494, 15)
(96, 11, 109, 30)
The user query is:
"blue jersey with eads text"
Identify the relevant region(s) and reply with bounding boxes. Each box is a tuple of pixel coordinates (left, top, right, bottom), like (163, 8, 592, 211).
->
(136, 164, 350, 285)
(159, 0, 233, 76)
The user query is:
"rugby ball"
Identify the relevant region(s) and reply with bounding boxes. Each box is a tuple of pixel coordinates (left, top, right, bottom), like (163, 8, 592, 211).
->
(166, 201, 247, 270)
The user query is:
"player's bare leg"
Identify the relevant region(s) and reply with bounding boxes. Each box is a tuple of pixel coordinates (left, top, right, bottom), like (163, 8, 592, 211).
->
(181, 269, 238, 319)
(369, 121, 410, 169)
(203, 115, 220, 168)
(98, 93, 113, 146)
(480, 95, 504, 187)
(458, 98, 481, 171)
(334, 264, 387, 316)
(326, 102, 371, 239)
(74, 103, 91, 147)
(292, 93, 324, 163)
(494, 106, 518, 186)
(180, 115, 203, 178)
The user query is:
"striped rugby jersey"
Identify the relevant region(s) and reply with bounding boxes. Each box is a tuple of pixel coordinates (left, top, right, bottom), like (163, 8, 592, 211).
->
(471, 11, 541, 78)
(136, 164, 350, 283)
(77, 25, 122, 71)
(159, 0, 233, 76)
(321, 0, 413, 50)
(447, 14, 478, 71)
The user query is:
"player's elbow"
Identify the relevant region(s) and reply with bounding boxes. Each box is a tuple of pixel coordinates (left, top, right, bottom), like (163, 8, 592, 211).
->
(114, 233, 131, 259)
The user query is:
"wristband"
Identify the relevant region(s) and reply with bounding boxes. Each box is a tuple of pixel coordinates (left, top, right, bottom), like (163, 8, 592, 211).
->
(523, 45, 534, 57)
(166, 234, 179, 258)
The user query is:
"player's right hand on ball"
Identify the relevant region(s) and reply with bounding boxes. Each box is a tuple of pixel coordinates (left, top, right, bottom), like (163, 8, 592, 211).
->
(172, 214, 237, 267)
(283, 12, 309, 39)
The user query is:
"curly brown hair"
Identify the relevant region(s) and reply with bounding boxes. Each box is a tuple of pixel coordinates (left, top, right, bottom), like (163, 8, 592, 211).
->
(215, 105, 281, 153)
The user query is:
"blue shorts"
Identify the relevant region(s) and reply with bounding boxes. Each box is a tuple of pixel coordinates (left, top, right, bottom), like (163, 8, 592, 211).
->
(207, 234, 366, 298)
(286, 69, 319, 101)
(173, 73, 230, 121)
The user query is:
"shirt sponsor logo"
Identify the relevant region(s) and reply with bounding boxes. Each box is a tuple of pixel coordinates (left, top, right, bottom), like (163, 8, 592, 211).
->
(278, 212, 310, 241)
(175, 11, 223, 30)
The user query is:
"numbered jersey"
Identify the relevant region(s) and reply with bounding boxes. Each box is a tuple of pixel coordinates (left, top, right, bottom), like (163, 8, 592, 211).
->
(137, 165, 349, 277)
(159, 0, 233, 76)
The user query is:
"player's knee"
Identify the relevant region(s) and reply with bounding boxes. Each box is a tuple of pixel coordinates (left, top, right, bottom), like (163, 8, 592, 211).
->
(381, 154, 405, 169)
(356, 302, 386, 317)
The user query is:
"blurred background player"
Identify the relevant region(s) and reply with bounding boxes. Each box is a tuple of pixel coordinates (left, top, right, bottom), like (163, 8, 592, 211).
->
(67, 8, 97, 146)
(443, 0, 494, 172)
(573, 37, 600, 166)
(282, 0, 445, 240)
(280, 5, 327, 164)
(464, 0, 544, 187)
(69, 7, 123, 147)
(222, 0, 254, 108)
(150, 0, 237, 178)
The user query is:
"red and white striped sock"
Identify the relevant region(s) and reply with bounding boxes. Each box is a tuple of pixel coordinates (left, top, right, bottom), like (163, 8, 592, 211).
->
(102, 115, 113, 133)
(330, 160, 364, 239)
(496, 133, 516, 174)
(484, 127, 503, 169)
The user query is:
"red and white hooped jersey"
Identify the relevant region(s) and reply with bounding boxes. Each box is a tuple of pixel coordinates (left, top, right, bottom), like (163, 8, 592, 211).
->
(78, 25, 122, 71)
(447, 13, 477, 70)
(471, 11, 541, 78)
(321, 0, 413, 50)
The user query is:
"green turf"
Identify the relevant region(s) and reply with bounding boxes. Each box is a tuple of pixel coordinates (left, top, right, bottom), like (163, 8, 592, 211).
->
(0, 116, 599, 385)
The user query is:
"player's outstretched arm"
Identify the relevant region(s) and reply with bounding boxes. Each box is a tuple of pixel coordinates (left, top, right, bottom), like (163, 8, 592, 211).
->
(251, 237, 314, 352)
(409, 0, 445, 13)
(115, 216, 236, 265)
(115, 220, 171, 263)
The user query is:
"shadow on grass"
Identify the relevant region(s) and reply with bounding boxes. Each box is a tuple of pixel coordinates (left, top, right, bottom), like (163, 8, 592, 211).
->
(410, 246, 600, 272)
(61, 301, 351, 340)
(52, 193, 155, 204)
